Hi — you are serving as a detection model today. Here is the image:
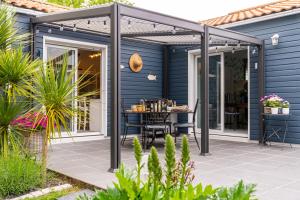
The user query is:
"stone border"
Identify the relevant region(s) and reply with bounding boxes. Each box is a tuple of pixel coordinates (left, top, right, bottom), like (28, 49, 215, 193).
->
(8, 184, 72, 200)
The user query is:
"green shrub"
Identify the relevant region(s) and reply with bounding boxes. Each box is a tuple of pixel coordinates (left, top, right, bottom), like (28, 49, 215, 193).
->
(0, 154, 42, 198)
(78, 135, 257, 200)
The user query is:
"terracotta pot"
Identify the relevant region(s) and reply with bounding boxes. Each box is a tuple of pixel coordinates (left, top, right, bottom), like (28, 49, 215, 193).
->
(271, 107, 279, 115)
(282, 108, 290, 115)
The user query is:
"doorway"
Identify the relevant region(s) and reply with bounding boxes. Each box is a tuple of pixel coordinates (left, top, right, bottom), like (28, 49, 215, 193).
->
(43, 37, 108, 137)
(189, 49, 249, 138)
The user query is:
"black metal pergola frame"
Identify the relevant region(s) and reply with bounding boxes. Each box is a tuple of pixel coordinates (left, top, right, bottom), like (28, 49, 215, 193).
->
(31, 3, 265, 171)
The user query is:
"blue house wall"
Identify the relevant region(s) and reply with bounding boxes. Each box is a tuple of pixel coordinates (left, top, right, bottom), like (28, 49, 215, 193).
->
(16, 13, 163, 136)
(16, 10, 300, 144)
(168, 13, 300, 144)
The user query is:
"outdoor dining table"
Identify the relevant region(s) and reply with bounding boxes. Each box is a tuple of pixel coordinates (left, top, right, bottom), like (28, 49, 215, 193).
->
(123, 109, 194, 147)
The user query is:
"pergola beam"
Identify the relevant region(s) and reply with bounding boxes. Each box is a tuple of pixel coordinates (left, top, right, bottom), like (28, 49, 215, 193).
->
(110, 3, 121, 171)
(258, 42, 265, 143)
(200, 25, 209, 155)
(122, 30, 199, 38)
(119, 4, 204, 32)
(31, 5, 111, 24)
(208, 26, 263, 45)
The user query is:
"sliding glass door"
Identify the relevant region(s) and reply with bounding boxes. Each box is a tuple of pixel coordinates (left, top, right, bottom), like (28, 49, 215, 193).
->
(195, 53, 224, 132)
(44, 45, 78, 134)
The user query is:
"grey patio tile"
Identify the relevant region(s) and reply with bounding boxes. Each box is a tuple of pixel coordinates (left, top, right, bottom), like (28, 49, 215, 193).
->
(47, 138, 300, 200)
(260, 187, 300, 200)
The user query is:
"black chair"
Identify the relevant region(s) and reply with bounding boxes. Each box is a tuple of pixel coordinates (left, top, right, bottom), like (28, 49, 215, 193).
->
(173, 99, 200, 150)
(143, 112, 171, 150)
(121, 102, 144, 145)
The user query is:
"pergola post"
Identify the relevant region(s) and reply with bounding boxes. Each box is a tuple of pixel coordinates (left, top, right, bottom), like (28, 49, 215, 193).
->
(258, 42, 265, 143)
(110, 3, 121, 171)
(200, 25, 209, 155)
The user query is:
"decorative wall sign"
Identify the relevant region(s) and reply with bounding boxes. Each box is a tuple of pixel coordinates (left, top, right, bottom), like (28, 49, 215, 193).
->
(129, 53, 143, 73)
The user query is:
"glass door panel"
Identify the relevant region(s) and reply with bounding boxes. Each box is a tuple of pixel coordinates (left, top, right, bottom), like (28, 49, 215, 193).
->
(45, 45, 78, 133)
(196, 54, 223, 131)
(209, 55, 222, 130)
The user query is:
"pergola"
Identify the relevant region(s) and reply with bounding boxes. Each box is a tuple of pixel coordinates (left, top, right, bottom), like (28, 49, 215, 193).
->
(31, 3, 265, 171)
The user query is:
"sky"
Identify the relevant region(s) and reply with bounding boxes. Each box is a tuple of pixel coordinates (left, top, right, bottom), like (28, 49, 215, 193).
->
(132, 0, 276, 21)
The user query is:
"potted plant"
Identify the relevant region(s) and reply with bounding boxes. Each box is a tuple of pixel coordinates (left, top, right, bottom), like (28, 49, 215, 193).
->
(260, 94, 284, 114)
(260, 95, 271, 114)
(282, 100, 290, 115)
(11, 112, 47, 154)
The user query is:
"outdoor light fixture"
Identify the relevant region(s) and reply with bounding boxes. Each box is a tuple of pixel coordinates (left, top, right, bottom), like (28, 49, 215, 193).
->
(128, 20, 132, 28)
(209, 37, 212, 44)
(193, 35, 196, 40)
(271, 34, 279, 46)
(153, 24, 157, 31)
(172, 26, 176, 34)
(73, 24, 77, 32)
(225, 41, 228, 47)
(48, 28, 52, 33)
(237, 41, 241, 48)
(215, 47, 218, 52)
(232, 48, 235, 54)
(104, 20, 107, 26)
(35, 28, 39, 34)
(87, 20, 91, 25)
(59, 24, 64, 31)
(252, 49, 256, 55)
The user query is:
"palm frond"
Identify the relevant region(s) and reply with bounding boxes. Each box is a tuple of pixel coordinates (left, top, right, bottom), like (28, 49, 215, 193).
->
(0, 6, 29, 50)
(32, 55, 98, 139)
(0, 47, 41, 100)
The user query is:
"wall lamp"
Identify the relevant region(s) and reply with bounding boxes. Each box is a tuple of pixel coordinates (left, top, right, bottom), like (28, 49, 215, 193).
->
(271, 34, 279, 46)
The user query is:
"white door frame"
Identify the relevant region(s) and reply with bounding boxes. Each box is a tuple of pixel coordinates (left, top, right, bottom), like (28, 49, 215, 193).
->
(188, 48, 250, 139)
(43, 36, 108, 136)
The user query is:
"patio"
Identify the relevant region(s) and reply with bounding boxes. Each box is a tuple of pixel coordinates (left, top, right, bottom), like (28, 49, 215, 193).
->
(48, 138, 300, 200)
(31, 3, 265, 171)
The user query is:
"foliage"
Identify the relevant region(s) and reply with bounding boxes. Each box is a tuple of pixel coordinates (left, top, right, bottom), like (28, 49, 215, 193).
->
(32, 58, 97, 184)
(0, 6, 40, 157)
(47, 0, 133, 8)
(0, 6, 28, 50)
(260, 94, 289, 108)
(0, 154, 42, 198)
(79, 135, 257, 200)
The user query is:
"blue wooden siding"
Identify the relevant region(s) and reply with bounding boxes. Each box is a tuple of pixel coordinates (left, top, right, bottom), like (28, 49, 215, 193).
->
(231, 14, 300, 143)
(167, 13, 300, 143)
(14, 13, 163, 136)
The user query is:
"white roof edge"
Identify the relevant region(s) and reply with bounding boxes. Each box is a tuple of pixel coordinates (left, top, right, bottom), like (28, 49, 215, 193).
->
(218, 8, 300, 29)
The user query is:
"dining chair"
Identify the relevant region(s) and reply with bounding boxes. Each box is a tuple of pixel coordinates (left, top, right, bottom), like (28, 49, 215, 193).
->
(173, 99, 200, 150)
(121, 101, 145, 145)
(143, 112, 170, 150)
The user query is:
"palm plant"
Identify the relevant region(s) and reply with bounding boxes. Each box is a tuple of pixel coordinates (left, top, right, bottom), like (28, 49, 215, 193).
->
(0, 6, 40, 157)
(0, 6, 28, 50)
(0, 48, 41, 101)
(32, 57, 96, 184)
(0, 96, 24, 158)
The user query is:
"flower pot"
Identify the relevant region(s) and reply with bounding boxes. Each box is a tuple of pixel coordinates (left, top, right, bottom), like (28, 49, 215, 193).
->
(23, 130, 45, 155)
(282, 108, 290, 115)
(264, 107, 271, 114)
(271, 107, 279, 115)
